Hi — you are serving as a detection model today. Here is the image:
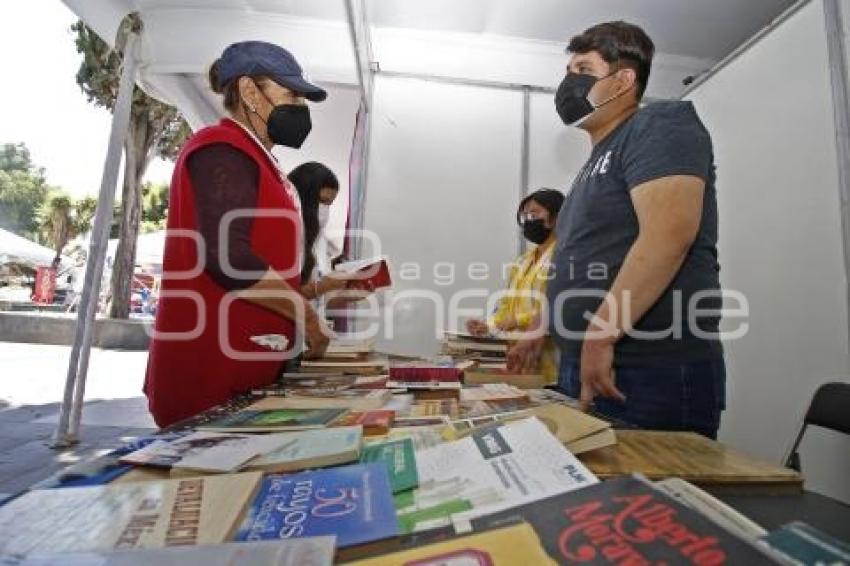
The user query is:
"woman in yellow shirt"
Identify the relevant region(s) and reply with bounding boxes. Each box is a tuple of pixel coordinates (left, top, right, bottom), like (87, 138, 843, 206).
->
(467, 188, 565, 383)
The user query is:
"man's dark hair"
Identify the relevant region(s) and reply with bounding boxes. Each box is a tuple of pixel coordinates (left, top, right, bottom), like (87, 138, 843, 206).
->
(567, 21, 655, 100)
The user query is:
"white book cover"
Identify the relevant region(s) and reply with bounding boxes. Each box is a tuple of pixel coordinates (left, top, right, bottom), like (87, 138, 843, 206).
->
(121, 431, 293, 473)
(9, 538, 336, 566)
(245, 426, 363, 472)
(411, 417, 599, 529)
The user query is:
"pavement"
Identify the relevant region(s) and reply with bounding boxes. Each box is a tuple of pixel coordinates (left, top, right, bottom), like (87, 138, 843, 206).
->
(0, 342, 155, 497)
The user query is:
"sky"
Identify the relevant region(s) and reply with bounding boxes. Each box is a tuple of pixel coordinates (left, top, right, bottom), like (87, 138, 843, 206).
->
(0, 1, 173, 199)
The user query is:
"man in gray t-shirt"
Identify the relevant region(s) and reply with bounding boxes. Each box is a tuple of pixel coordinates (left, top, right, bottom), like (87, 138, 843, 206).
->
(509, 21, 726, 438)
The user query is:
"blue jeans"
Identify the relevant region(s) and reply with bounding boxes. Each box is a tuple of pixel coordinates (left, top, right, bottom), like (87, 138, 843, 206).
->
(557, 357, 726, 439)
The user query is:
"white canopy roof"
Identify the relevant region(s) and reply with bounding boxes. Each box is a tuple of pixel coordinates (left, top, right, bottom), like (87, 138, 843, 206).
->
(63, 0, 798, 121)
(0, 228, 72, 270)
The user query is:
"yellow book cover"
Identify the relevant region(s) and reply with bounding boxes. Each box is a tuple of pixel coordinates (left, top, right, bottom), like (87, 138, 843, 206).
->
(345, 523, 556, 565)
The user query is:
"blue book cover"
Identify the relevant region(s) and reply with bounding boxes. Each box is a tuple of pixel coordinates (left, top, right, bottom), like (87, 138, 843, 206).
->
(234, 462, 399, 548)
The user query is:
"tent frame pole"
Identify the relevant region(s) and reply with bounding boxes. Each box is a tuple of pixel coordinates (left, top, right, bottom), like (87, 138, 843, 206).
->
(518, 86, 531, 256)
(824, 0, 850, 370)
(344, 0, 375, 259)
(52, 28, 141, 448)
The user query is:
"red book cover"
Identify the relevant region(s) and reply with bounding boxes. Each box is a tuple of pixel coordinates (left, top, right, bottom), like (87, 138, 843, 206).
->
(336, 257, 392, 291)
(334, 410, 395, 435)
(389, 366, 463, 383)
(468, 475, 776, 565)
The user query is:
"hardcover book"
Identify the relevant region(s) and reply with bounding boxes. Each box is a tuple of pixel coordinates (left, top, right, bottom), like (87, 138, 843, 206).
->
(466, 475, 777, 565)
(234, 463, 399, 548)
(0, 472, 262, 557)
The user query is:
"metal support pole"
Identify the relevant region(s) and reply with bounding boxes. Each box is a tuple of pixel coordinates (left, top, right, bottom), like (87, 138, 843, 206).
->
(52, 30, 141, 447)
(344, 0, 375, 260)
(344, 0, 373, 113)
(518, 86, 531, 256)
(823, 0, 850, 370)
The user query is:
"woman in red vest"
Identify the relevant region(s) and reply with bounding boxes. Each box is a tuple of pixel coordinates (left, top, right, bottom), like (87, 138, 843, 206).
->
(144, 41, 332, 427)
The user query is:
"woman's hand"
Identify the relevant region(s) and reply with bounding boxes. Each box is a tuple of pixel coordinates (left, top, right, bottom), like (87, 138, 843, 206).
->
(466, 319, 490, 337)
(494, 314, 519, 333)
(303, 310, 333, 359)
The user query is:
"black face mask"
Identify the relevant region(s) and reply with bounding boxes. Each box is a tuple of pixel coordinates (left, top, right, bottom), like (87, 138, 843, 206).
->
(266, 104, 312, 149)
(554, 71, 620, 126)
(522, 219, 551, 245)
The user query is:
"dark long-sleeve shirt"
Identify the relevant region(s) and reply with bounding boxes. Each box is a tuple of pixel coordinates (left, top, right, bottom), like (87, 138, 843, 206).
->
(187, 143, 268, 290)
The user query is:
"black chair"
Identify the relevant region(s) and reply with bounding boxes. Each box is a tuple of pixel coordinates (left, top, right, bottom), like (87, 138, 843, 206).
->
(784, 381, 850, 471)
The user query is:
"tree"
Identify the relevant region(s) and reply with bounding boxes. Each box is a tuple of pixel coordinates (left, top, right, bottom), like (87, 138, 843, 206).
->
(0, 143, 49, 240)
(37, 191, 97, 264)
(72, 16, 190, 318)
(140, 181, 169, 233)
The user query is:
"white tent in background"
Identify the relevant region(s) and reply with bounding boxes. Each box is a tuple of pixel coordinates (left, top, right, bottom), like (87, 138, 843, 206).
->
(56, 0, 850, 505)
(0, 228, 72, 270)
(106, 230, 166, 269)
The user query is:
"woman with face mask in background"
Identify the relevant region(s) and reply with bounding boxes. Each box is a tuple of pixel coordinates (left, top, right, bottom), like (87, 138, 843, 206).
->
(466, 188, 565, 384)
(288, 161, 370, 306)
(288, 162, 341, 287)
(145, 41, 333, 427)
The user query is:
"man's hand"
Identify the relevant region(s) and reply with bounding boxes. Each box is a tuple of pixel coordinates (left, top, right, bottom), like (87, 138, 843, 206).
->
(466, 319, 490, 337)
(507, 335, 545, 373)
(579, 337, 625, 411)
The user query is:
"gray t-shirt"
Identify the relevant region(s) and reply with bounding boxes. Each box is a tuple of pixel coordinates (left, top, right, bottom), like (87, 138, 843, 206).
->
(548, 101, 723, 364)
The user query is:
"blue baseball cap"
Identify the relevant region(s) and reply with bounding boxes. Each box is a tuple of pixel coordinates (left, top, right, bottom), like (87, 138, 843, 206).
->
(216, 41, 327, 102)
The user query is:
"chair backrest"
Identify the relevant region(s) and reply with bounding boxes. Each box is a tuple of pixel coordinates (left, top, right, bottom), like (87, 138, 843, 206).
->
(804, 382, 850, 435)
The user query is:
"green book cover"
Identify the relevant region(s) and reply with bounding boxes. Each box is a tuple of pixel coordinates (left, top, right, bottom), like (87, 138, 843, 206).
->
(360, 438, 418, 493)
(201, 408, 347, 430)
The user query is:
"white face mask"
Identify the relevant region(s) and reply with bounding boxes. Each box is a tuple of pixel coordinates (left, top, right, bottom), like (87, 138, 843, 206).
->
(318, 204, 331, 229)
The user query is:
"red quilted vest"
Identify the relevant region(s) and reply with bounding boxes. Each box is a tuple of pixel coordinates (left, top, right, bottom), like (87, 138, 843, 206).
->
(144, 119, 302, 427)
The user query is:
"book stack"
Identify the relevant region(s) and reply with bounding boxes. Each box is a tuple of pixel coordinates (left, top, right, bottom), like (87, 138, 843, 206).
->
(442, 331, 509, 368)
(386, 359, 467, 400)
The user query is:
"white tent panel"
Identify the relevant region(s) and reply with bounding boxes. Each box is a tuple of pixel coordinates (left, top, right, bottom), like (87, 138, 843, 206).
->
(527, 91, 590, 192)
(364, 75, 521, 356)
(686, 0, 850, 504)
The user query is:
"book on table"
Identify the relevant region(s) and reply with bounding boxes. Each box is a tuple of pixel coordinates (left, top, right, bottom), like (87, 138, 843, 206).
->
(118, 431, 294, 475)
(0, 472, 262, 557)
(360, 438, 419, 494)
(757, 521, 850, 565)
(459, 383, 529, 402)
(393, 416, 598, 533)
(463, 367, 546, 389)
(248, 389, 392, 411)
(241, 426, 363, 473)
(346, 522, 555, 566)
(8, 538, 336, 566)
(463, 474, 779, 565)
(332, 410, 395, 436)
(298, 358, 388, 375)
(196, 407, 348, 433)
(234, 462, 399, 549)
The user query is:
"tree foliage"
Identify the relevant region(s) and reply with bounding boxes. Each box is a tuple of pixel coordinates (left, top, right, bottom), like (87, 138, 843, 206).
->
(37, 190, 97, 263)
(72, 16, 189, 317)
(0, 143, 49, 240)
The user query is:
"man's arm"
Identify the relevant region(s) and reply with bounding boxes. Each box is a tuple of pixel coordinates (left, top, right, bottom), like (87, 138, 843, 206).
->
(579, 174, 705, 409)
